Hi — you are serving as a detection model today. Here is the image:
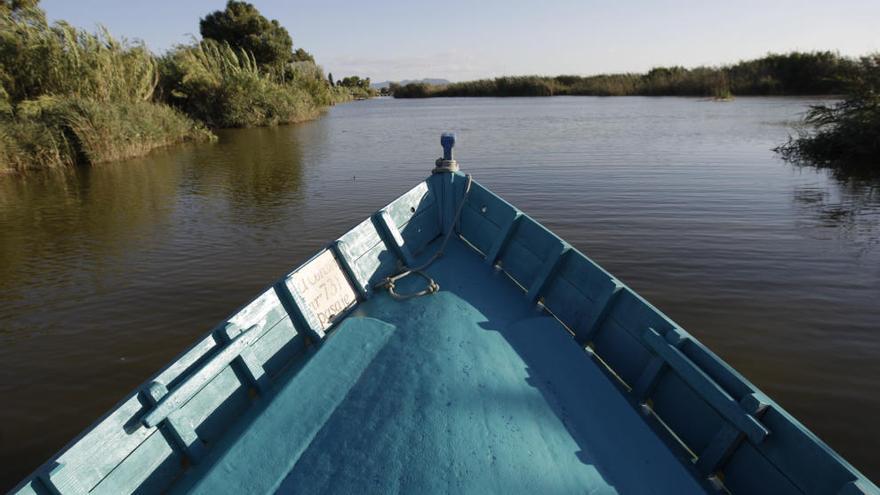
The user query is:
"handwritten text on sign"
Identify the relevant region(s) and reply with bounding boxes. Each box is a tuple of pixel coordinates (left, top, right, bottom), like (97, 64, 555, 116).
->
(288, 250, 356, 332)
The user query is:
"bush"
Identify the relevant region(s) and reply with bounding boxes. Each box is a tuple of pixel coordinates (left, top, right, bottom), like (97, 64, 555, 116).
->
(775, 55, 880, 167)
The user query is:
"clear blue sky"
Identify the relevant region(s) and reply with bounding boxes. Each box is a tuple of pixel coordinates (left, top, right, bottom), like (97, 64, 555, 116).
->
(41, 0, 880, 82)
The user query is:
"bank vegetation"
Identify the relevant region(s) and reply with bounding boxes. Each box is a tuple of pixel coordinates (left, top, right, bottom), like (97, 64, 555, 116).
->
(775, 55, 879, 169)
(1, 0, 373, 175)
(392, 52, 859, 98)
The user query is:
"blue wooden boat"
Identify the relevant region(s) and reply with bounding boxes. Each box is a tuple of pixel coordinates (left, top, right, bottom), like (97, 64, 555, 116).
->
(11, 134, 877, 495)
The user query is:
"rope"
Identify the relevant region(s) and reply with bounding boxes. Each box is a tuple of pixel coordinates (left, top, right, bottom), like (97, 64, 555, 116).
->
(376, 174, 473, 300)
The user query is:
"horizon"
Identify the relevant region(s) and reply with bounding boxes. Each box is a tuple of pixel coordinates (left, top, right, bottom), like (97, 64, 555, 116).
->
(39, 0, 880, 82)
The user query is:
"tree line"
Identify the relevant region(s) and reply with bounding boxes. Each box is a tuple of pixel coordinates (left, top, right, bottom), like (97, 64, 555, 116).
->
(0, 0, 375, 174)
(391, 52, 861, 98)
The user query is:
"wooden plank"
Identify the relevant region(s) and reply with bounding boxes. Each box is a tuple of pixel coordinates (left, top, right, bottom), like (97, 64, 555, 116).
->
(331, 241, 367, 299)
(527, 245, 567, 302)
(337, 217, 383, 261)
(499, 238, 541, 289)
(155, 335, 219, 391)
(463, 181, 519, 229)
(722, 441, 801, 495)
(43, 463, 88, 495)
(354, 240, 399, 293)
(591, 316, 653, 387)
(170, 365, 250, 445)
(485, 213, 520, 266)
(374, 209, 414, 266)
(217, 323, 269, 394)
(642, 328, 769, 444)
(696, 394, 769, 475)
(509, 215, 563, 259)
(397, 205, 442, 255)
(142, 381, 205, 463)
(575, 285, 622, 345)
(605, 290, 676, 341)
(458, 204, 497, 255)
(142, 324, 259, 428)
(336, 217, 397, 294)
(40, 392, 156, 493)
(9, 480, 47, 495)
(384, 181, 434, 229)
(89, 431, 181, 495)
(498, 216, 565, 290)
(752, 407, 861, 495)
(680, 339, 755, 408)
(227, 289, 286, 333)
(245, 317, 304, 379)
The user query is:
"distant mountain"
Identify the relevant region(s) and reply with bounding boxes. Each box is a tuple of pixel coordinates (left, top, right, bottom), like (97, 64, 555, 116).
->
(370, 78, 451, 89)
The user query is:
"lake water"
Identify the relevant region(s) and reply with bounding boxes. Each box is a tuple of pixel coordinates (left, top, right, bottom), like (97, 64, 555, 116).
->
(1, 96, 878, 488)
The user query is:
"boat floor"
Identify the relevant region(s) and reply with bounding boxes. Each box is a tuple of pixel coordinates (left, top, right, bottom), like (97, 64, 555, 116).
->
(174, 238, 708, 494)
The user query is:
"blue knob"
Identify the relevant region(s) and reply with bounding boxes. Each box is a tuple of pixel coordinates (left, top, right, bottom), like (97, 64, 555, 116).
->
(441, 133, 455, 160)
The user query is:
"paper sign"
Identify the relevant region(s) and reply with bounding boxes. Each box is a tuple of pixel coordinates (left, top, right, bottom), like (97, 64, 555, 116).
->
(287, 250, 357, 332)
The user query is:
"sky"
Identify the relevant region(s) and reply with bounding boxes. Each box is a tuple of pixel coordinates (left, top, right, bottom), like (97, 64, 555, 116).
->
(41, 0, 880, 83)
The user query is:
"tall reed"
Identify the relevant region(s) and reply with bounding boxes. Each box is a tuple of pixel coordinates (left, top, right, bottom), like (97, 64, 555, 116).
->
(160, 40, 318, 128)
(0, 6, 213, 174)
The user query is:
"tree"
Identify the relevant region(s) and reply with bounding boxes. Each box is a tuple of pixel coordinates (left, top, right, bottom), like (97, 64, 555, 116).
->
(292, 48, 314, 63)
(328, 72, 334, 87)
(199, 1, 292, 69)
(339, 76, 371, 90)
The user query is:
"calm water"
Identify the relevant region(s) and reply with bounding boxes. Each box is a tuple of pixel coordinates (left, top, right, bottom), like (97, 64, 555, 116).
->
(1, 97, 878, 488)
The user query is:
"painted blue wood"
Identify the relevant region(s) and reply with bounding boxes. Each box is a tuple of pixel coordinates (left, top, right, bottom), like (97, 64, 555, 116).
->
(374, 208, 414, 266)
(382, 180, 441, 257)
(485, 213, 520, 266)
(141, 382, 206, 463)
(498, 216, 565, 290)
(458, 203, 497, 255)
(452, 179, 519, 265)
(331, 241, 367, 300)
(142, 324, 259, 428)
(642, 327, 769, 445)
(696, 394, 768, 475)
(335, 217, 398, 294)
(538, 249, 621, 343)
(176, 317, 396, 495)
(11, 160, 879, 495)
(526, 245, 567, 302)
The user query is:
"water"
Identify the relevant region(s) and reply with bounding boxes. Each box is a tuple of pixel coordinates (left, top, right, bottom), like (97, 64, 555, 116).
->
(1, 97, 878, 488)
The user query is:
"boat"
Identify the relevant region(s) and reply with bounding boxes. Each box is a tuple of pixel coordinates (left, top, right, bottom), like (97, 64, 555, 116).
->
(10, 134, 878, 495)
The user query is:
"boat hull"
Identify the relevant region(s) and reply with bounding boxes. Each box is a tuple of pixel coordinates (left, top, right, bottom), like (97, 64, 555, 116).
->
(11, 172, 878, 495)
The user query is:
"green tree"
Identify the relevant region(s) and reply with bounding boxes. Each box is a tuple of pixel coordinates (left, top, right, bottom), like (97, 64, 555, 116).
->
(293, 48, 314, 63)
(199, 1, 293, 69)
(328, 72, 334, 87)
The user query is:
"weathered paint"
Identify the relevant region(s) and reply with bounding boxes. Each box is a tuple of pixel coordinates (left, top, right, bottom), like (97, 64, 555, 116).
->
(10, 160, 879, 495)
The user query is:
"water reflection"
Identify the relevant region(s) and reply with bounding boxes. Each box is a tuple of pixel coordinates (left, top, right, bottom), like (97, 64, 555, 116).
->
(793, 166, 880, 256)
(187, 127, 307, 226)
(0, 153, 185, 297)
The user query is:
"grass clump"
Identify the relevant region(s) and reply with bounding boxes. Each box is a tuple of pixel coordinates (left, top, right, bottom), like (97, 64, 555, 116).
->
(775, 55, 880, 169)
(0, 3, 214, 174)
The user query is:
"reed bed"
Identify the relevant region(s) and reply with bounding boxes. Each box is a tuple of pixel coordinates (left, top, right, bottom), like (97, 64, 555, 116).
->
(1, 3, 355, 175)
